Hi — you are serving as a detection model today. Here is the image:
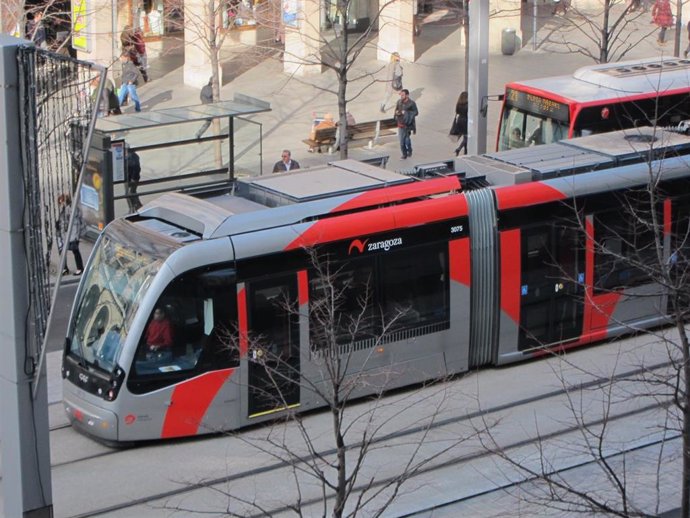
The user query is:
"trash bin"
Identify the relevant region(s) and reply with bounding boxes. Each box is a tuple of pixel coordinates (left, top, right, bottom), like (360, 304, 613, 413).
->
(501, 28, 516, 56)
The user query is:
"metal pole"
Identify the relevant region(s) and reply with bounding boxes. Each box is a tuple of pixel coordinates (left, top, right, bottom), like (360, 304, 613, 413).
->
(0, 34, 54, 518)
(674, 0, 683, 57)
(229, 116, 235, 182)
(467, 0, 489, 155)
(533, 0, 538, 51)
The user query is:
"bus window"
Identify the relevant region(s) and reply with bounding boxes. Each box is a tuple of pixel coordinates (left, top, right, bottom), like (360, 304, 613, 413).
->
(498, 105, 526, 151)
(526, 116, 567, 146)
(128, 267, 238, 393)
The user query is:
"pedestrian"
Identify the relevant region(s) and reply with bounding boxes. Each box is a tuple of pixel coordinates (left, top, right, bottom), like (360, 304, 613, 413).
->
(56, 193, 84, 276)
(380, 52, 403, 113)
(89, 76, 109, 117)
(120, 25, 135, 54)
(27, 11, 48, 48)
(118, 53, 143, 112)
(552, 0, 569, 15)
(451, 91, 468, 156)
(196, 77, 214, 139)
(394, 89, 419, 160)
(88, 75, 121, 117)
(652, 0, 673, 45)
(132, 27, 149, 82)
(126, 146, 143, 212)
(272, 149, 300, 173)
(684, 20, 690, 58)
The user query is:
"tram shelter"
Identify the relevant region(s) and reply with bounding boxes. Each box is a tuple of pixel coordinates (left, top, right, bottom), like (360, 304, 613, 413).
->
(83, 93, 270, 232)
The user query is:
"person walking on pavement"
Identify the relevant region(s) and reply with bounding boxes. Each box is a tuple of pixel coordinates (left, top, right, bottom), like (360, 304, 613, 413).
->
(56, 193, 85, 276)
(196, 77, 214, 139)
(126, 146, 143, 212)
(380, 52, 403, 113)
(132, 27, 149, 82)
(451, 91, 468, 156)
(272, 150, 300, 173)
(118, 53, 143, 112)
(652, 0, 673, 45)
(395, 89, 418, 159)
(27, 11, 48, 48)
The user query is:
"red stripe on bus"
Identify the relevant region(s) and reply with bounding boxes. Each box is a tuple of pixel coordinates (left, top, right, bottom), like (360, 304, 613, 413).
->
(237, 287, 248, 358)
(495, 183, 566, 211)
(298, 270, 309, 306)
(500, 229, 521, 324)
(161, 369, 233, 438)
(449, 238, 470, 286)
(332, 177, 462, 213)
(664, 198, 672, 236)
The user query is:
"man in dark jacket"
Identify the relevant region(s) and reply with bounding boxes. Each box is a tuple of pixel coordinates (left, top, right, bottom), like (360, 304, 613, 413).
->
(126, 146, 143, 212)
(118, 53, 142, 112)
(272, 150, 300, 173)
(196, 78, 214, 139)
(395, 89, 419, 159)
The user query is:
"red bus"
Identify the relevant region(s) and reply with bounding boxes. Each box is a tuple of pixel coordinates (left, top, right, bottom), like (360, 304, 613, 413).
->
(497, 56, 690, 151)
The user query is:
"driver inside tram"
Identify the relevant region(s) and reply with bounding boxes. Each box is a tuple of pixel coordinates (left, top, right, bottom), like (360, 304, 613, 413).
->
(145, 307, 174, 358)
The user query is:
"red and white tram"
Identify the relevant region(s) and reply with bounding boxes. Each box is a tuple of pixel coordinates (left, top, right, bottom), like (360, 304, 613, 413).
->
(63, 127, 690, 443)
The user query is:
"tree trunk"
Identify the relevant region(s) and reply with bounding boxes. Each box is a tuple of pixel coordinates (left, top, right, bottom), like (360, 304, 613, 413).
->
(332, 406, 347, 518)
(680, 311, 690, 517)
(599, 0, 610, 63)
(337, 2, 349, 160)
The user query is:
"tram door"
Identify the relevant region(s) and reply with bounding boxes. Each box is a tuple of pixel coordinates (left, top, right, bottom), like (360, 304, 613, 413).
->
(247, 275, 300, 417)
(518, 223, 584, 350)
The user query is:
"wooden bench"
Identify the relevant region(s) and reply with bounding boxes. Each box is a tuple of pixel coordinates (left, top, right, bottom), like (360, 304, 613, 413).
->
(303, 118, 398, 153)
(302, 126, 337, 153)
(348, 118, 398, 148)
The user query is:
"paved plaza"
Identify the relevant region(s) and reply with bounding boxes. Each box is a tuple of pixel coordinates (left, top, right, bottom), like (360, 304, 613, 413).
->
(126, 8, 678, 176)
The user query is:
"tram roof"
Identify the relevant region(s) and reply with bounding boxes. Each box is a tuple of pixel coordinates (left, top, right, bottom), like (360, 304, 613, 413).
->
(137, 127, 690, 240)
(94, 94, 271, 133)
(508, 56, 690, 104)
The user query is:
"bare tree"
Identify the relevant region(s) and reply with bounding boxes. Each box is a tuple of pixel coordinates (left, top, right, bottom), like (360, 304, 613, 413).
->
(169, 249, 470, 516)
(545, 0, 655, 63)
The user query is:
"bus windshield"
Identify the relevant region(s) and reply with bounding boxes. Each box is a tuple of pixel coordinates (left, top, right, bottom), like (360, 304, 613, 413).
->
(497, 105, 569, 151)
(67, 220, 178, 372)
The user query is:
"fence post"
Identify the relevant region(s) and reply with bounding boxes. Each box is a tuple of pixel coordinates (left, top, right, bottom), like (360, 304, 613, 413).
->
(0, 34, 54, 518)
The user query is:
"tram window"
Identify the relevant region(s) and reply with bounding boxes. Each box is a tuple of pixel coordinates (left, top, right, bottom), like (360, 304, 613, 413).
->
(128, 267, 238, 393)
(380, 243, 449, 331)
(594, 200, 660, 291)
(249, 278, 299, 360)
(309, 256, 376, 348)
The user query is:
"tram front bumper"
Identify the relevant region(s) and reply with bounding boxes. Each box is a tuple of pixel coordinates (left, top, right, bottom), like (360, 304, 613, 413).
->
(64, 391, 119, 442)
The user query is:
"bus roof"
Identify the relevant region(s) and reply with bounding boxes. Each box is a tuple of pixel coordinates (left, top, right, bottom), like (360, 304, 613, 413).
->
(506, 56, 690, 104)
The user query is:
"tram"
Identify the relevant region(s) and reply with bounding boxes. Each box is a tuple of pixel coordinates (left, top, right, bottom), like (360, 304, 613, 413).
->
(497, 56, 690, 151)
(63, 127, 690, 443)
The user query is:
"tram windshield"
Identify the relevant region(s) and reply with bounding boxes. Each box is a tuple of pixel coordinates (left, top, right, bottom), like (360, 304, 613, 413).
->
(67, 220, 178, 372)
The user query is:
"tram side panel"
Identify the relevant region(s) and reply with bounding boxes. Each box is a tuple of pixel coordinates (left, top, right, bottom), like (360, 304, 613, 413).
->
(230, 203, 472, 426)
(490, 175, 690, 365)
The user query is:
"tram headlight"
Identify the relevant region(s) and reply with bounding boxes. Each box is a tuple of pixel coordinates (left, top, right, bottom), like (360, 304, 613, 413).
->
(104, 366, 125, 401)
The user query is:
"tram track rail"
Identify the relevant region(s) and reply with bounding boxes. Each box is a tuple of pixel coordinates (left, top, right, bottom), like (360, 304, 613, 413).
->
(59, 358, 676, 518)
